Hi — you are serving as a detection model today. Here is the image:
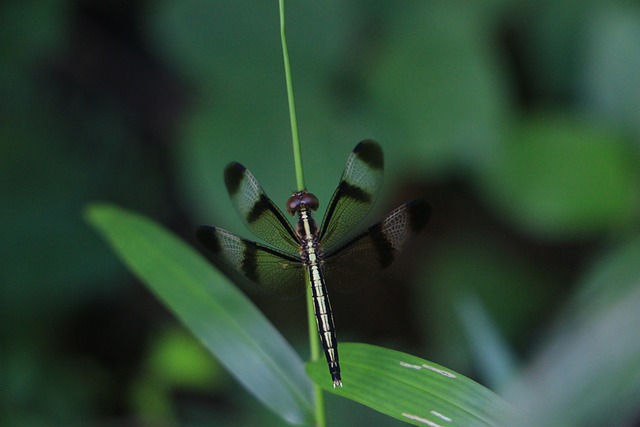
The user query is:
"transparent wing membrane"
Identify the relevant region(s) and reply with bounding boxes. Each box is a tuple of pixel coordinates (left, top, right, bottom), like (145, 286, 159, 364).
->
(319, 140, 384, 249)
(197, 226, 306, 298)
(224, 162, 299, 254)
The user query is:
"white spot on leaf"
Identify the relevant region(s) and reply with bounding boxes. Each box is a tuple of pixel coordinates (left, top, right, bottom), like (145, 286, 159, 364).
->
(422, 364, 456, 378)
(402, 413, 444, 427)
(398, 361, 456, 378)
(430, 410, 452, 422)
(399, 361, 422, 370)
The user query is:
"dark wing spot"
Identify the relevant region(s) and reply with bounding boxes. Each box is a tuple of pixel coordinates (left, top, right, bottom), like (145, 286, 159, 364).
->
(340, 181, 371, 203)
(353, 140, 384, 171)
(224, 162, 246, 196)
(369, 223, 395, 268)
(247, 194, 271, 224)
(241, 241, 259, 283)
(196, 226, 222, 254)
(406, 199, 433, 233)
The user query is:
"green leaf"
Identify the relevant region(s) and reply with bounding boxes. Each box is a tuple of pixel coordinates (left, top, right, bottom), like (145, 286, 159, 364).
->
(455, 294, 518, 392)
(478, 114, 639, 239)
(145, 326, 222, 389)
(582, 3, 640, 139)
(306, 343, 509, 426)
(366, 2, 508, 175)
(85, 203, 313, 425)
(418, 238, 551, 373)
(502, 239, 640, 426)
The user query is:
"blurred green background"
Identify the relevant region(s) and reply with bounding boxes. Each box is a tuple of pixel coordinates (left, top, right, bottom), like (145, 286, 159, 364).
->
(2, 1, 639, 426)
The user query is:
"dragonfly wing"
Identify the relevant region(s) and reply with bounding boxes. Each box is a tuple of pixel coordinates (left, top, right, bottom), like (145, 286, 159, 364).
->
(319, 140, 384, 249)
(224, 162, 299, 253)
(323, 199, 431, 292)
(197, 226, 306, 298)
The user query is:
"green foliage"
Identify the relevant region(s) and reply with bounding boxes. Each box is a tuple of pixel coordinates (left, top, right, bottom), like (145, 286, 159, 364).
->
(424, 239, 550, 356)
(3, 0, 640, 425)
(366, 2, 508, 173)
(503, 239, 640, 426)
(130, 326, 224, 424)
(308, 343, 509, 427)
(86, 203, 510, 426)
(85, 202, 640, 426)
(478, 114, 638, 239)
(86, 204, 314, 425)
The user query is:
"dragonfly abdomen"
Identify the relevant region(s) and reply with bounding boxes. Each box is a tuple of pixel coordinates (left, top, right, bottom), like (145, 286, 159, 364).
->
(308, 263, 342, 387)
(296, 203, 342, 388)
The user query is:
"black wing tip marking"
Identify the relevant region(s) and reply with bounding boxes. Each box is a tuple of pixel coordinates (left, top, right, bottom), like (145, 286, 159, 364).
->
(406, 198, 433, 233)
(353, 139, 384, 171)
(224, 162, 246, 196)
(196, 225, 222, 254)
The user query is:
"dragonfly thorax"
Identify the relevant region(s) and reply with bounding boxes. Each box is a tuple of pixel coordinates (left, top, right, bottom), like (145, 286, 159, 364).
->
(295, 214, 319, 243)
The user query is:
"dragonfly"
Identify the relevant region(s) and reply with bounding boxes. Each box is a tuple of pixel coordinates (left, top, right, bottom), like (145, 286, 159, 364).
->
(197, 140, 431, 387)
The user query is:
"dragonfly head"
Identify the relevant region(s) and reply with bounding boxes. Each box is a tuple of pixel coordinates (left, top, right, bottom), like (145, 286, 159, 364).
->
(286, 191, 319, 215)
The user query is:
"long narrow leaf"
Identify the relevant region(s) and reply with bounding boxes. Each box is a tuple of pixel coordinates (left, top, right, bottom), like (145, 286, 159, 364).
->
(502, 240, 640, 426)
(307, 343, 509, 426)
(85, 203, 313, 425)
(456, 294, 518, 391)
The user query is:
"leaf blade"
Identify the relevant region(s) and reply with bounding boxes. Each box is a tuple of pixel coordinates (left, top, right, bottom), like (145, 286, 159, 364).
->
(85, 203, 313, 425)
(307, 343, 508, 426)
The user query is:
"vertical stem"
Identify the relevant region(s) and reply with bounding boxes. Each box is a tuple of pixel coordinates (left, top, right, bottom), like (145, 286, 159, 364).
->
(279, 1, 325, 426)
(279, 0, 305, 192)
(306, 286, 326, 427)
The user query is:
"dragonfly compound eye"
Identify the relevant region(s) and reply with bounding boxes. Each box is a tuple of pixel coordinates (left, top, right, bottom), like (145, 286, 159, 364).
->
(286, 191, 319, 214)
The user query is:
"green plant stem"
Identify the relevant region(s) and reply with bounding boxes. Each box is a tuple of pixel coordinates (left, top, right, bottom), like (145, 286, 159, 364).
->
(279, 0, 305, 192)
(306, 286, 326, 427)
(279, 1, 325, 426)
